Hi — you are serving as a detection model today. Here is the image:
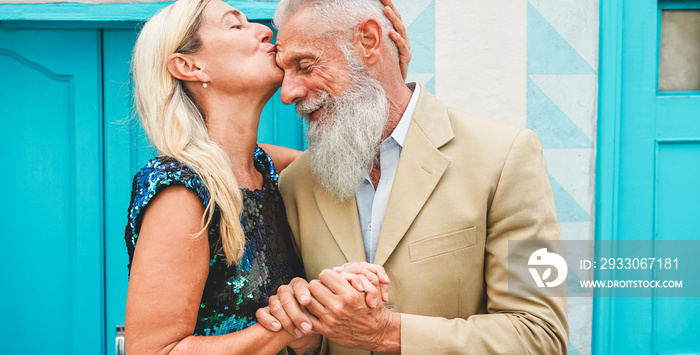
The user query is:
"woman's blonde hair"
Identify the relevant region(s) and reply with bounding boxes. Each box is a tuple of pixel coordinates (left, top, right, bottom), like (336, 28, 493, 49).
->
(132, 0, 246, 264)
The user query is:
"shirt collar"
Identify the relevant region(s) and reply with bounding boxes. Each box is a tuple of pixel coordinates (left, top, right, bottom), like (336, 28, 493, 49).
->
(390, 83, 421, 148)
(362, 83, 421, 182)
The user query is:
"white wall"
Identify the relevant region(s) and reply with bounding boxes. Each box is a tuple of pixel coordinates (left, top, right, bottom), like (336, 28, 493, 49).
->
(435, 0, 528, 128)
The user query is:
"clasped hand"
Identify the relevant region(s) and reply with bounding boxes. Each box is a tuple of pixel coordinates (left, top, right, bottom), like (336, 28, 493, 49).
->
(256, 262, 396, 351)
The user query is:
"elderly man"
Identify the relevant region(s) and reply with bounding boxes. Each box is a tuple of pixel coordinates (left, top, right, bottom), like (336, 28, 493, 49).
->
(258, 0, 569, 353)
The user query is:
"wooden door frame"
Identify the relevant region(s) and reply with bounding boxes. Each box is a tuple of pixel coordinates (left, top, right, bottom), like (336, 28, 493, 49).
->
(0, 1, 277, 23)
(594, 0, 623, 350)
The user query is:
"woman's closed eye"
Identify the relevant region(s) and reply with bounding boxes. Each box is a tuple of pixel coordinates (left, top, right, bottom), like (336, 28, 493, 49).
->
(229, 14, 248, 30)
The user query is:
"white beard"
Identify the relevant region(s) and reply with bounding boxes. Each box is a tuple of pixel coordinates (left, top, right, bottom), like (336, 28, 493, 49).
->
(297, 68, 389, 202)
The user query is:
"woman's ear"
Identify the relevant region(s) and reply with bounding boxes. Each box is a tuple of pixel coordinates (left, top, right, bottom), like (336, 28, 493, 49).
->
(353, 18, 383, 66)
(166, 53, 210, 83)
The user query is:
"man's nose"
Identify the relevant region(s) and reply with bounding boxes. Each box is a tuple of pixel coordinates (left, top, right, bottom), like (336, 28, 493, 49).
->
(279, 74, 306, 105)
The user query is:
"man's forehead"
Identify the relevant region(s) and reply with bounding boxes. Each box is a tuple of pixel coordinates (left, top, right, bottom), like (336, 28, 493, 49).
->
(277, 35, 317, 54)
(275, 7, 322, 50)
(276, 27, 323, 55)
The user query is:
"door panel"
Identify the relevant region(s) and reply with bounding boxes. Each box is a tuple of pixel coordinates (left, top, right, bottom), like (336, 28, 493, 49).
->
(653, 3, 700, 354)
(597, 0, 700, 354)
(0, 28, 103, 354)
(657, 97, 700, 135)
(655, 142, 700, 238)
(654, 142, 700, 354)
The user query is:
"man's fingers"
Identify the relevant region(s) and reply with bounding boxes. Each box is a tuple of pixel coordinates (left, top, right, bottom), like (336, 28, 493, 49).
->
(255, 306, 282, 332)
(304, 295, 328, 333)
(339, 262, 389, 284)
(332, 263, 391, 302)
(338, 263, 382, 288)
(359, 262, 391, 284)
(318, 269, 356, 295)
(338, 271, 366, 292)
(381, 282, 389, 302)
(307, 278, 338, 312)
(305, 283, 328, 314)
(357, 274, 379, 308)
(335, 269, 383, 306)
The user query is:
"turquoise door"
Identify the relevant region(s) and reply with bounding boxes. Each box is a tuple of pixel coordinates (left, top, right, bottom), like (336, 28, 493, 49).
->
(0, 28, 105, 354)
(597, 0, 700, 353)
(1, 12, 302, 355)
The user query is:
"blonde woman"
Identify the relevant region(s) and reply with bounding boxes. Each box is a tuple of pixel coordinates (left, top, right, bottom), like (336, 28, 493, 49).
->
(123, 0, 410, 353)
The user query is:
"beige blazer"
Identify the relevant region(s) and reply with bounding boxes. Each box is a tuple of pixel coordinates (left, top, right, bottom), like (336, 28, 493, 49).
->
(279, 85, 569, 355)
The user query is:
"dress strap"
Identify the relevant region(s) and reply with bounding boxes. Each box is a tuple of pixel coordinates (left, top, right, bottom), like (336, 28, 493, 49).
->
(253, 145, 279, 184)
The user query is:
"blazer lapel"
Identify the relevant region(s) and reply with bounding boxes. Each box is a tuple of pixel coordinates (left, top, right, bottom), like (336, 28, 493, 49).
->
(312, 184, 367, 263)
(373, 86, 454, 266)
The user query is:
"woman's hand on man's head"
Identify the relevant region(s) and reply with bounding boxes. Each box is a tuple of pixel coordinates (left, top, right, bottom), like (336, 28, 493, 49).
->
(381, 0, 411, 80)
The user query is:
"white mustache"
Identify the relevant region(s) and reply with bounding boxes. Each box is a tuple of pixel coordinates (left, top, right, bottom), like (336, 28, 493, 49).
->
(296, 91, 330, 118)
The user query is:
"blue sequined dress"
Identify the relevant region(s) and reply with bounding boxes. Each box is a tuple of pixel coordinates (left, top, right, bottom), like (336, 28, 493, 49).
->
(124, 146, 304, 336)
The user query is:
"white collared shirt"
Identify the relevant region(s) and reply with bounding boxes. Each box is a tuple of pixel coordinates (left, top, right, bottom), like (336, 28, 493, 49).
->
(355, 83, 421, 263)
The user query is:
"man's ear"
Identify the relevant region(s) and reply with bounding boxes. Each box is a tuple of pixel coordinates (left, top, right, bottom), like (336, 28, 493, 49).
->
(166, 53, 210, 83)
(353, 18, 383, 66)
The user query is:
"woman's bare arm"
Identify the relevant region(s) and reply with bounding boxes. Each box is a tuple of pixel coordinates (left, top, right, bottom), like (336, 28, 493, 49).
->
(125, 186, 302, 354)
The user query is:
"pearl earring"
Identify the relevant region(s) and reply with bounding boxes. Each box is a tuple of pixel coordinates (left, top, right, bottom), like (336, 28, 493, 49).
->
(202, 82, 208, 88)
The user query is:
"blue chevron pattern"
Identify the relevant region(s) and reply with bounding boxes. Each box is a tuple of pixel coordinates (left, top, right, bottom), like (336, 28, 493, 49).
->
(398, 0, 435, 93)
(527, 1, 598, 354)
